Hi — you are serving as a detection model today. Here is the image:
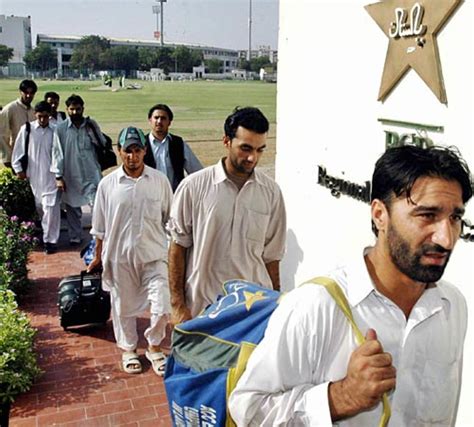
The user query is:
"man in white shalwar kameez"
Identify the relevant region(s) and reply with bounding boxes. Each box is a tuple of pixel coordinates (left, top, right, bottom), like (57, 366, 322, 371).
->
(88, 126, 172, 376)
(12, 101, 60, 254)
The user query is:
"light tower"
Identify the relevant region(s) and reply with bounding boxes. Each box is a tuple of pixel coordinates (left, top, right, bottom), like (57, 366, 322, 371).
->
(247, 0, 252, 61)
(152, 0, 167, 46)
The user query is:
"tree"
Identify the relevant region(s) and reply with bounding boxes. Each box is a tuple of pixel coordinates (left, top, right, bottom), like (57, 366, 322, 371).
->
(0, 44, 13, 67)
(171, 46, 203, 73)
(23, 43, 56, 72)
(205, 59, 222, 74)
(249, 56, 272, 73)
(70, 35, 110, 72)
(101, 46, 138, 76)
(137, 47, 157, 71)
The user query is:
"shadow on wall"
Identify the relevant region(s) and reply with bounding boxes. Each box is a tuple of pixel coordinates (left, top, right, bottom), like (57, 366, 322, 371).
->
(281, 228, 304, 292)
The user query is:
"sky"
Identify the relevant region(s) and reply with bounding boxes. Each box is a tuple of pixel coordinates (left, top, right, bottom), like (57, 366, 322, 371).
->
(0, 0, 279, 50)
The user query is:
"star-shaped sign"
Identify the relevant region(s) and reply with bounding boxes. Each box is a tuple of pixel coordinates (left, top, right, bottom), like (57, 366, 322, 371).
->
(243, 291, 267, 311)
(365, 0, 462, 104)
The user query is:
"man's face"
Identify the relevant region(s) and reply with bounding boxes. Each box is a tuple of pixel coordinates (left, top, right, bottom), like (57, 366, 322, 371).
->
(119, 144, 146, 172)
(35, 111, 50, 128)
(46, 96, 59, 113)
(149, 109, 171, 139)
(20, 88, 36, 107)
(224, 126, 266, 176)
(383, 177, 464, 283)
(67, 103, 84, 121)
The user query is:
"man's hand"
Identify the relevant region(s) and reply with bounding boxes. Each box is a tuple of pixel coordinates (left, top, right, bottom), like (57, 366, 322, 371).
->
(56, 178, 66, 191)
(329, 329, 396, 421)
(16, 171, 27, 180)
(87, 256, 102, 273)
(171, 305, 192, 327)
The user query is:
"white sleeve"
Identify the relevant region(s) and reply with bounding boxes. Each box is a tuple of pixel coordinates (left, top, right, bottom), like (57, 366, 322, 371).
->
(51, 129, 64, 177)
(11, 125, 26, 173)
(228, 286, 335, 427)
(90, 179, 107, 240)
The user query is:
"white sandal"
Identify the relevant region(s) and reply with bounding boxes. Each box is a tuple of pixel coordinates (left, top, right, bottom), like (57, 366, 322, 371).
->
(122, 351, 142, 374)
(145, 350, 167, 377)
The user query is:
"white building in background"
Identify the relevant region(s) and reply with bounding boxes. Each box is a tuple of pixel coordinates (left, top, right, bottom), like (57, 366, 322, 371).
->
(276, 1, 473, 425)
(239, 45, 278, 63)
(36, 34, 240, 77)
(0, 14, 32, 76)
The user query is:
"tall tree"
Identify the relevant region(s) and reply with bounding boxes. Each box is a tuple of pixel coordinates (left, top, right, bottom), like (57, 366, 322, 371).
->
(101, 46, 138, 76)
(171, 46, 203, 73)
(23, 43, 56, 72)
(70, 35, 110, 72)
(0, 44, 14, 67)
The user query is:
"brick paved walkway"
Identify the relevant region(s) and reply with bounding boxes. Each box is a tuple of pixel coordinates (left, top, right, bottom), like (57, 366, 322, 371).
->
(9, 233, 172, 427)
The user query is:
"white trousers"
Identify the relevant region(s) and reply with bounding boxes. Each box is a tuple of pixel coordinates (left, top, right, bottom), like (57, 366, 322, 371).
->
(104, 259, 171, 352)
(35, 195, 61, 244)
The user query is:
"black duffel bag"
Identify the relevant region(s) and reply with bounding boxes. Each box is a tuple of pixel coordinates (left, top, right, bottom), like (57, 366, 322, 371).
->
(58, 271, 111, 330)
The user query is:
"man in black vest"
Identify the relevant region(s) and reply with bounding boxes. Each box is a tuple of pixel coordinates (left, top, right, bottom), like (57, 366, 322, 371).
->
(144, 104, 202, 191)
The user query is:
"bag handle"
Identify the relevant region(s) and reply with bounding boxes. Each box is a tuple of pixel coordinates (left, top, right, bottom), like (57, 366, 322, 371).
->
(79, 270, 103, 297)
(303, 276, 391, 427)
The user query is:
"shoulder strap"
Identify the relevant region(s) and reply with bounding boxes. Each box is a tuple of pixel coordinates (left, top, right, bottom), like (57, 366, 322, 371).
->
(304, 276, 365, 344)
(303, 276, 391, 427)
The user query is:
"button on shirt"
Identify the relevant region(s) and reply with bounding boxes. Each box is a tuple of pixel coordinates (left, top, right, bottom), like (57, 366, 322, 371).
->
(91, 165, 172, 265)
(168, 159, 286, 317)
(229, 248, 466, 427)
(148, 133, 202, 190)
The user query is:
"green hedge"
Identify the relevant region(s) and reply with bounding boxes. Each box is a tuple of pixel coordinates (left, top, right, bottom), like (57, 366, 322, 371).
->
(0, 289, 41, 405)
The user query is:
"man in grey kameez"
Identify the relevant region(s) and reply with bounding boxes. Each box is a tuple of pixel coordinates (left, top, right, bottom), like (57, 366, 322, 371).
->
(51, 94, 105, 245)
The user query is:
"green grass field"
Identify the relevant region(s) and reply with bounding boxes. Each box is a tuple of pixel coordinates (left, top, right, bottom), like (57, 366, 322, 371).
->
(0, 79, 276, 168)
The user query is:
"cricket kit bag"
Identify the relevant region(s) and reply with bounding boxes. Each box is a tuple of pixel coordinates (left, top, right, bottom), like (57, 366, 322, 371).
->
(57, 270, 111, 330)
(164, 277, 392, 427)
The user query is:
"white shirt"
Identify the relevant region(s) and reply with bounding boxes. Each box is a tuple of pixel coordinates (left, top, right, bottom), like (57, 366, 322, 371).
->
(168, 159, 286, 316)
(91, 165, 172, 265)
(11, 121, 57, 206)
(229, 249, 467, 427)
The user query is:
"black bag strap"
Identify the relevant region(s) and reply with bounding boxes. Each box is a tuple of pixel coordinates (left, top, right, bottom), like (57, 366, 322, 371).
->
(85, 117, 103, 147)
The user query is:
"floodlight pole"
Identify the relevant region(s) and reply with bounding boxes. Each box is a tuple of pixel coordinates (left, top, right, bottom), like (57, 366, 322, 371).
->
(160, 0, 165, 46)
(247, 0, 252, 61)
(153, 0, 167, 46)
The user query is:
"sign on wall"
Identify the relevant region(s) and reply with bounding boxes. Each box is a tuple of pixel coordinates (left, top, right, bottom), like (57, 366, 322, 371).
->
(365, 0, 462, 104)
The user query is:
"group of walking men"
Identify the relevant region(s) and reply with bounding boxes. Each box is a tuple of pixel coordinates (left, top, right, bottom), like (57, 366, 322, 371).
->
(1, 79, 287, 378)
(2, 79, 473, 426)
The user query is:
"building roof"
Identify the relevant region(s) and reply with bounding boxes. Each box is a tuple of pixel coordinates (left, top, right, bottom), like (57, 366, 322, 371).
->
(36, 34, 238, 53)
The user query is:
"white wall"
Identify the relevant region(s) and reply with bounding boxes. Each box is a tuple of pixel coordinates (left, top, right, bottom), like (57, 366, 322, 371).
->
(276, 1, 473, 425)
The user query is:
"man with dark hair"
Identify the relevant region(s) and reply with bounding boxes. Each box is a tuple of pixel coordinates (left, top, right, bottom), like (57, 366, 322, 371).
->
(0, 79, 38, 166)
(44, 91, 66, 126)
(88, 127, 172, 376)
(144, 103, 202, 191)
(168, 107, 286, 323)
(51, 94, 105, 245)
(229, 145, 472, 426)
(11, 101, 60, 254)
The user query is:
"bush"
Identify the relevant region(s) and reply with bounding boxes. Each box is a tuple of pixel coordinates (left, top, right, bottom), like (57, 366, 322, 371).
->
(0, 168, 36, 222)
(0, 289, 41, 405)
(0, 208, 38, 294)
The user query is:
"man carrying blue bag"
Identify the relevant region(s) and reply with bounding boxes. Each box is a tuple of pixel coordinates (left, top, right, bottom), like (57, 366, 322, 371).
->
(164, 280, 282, 427)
